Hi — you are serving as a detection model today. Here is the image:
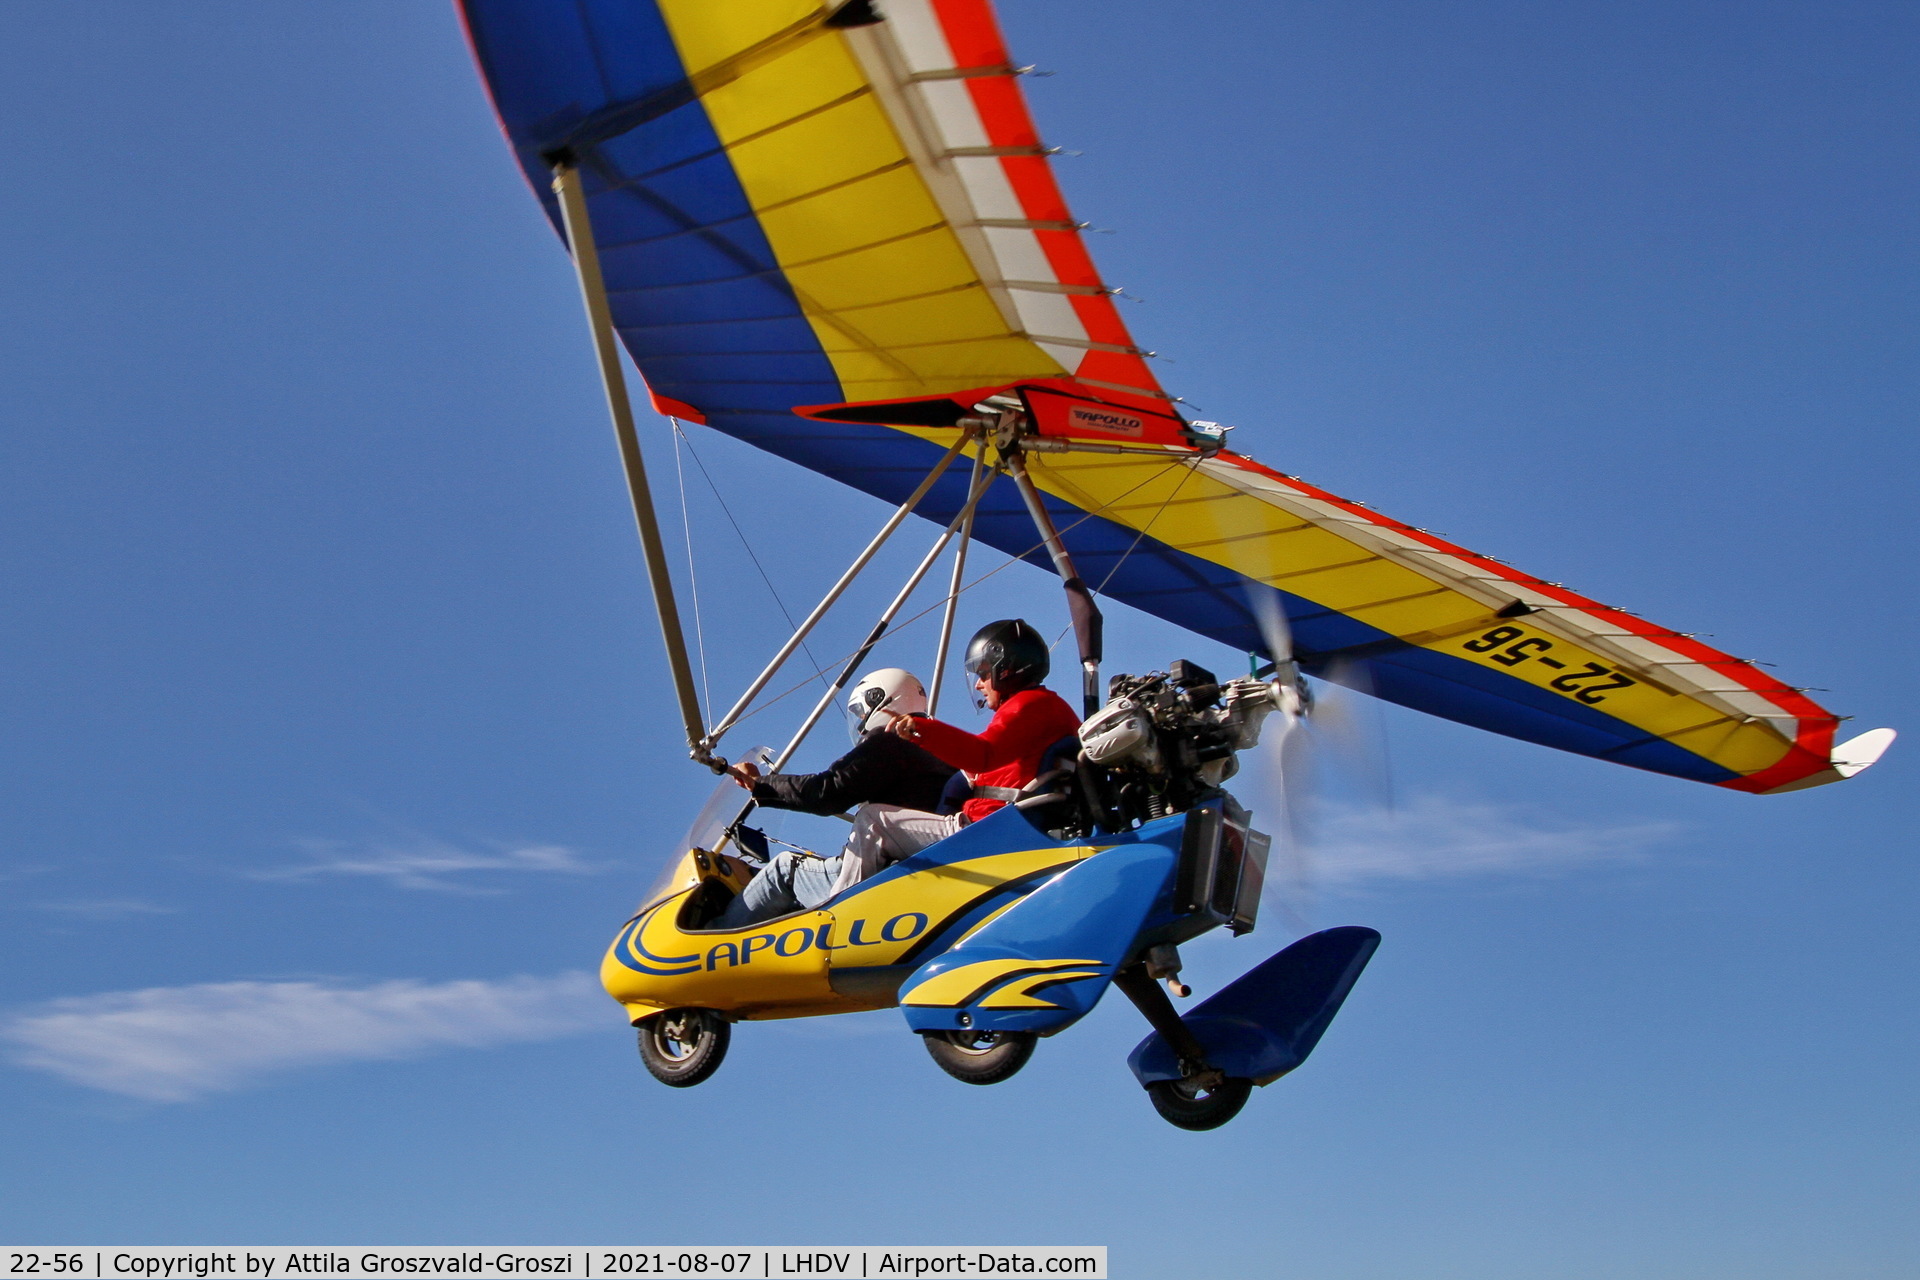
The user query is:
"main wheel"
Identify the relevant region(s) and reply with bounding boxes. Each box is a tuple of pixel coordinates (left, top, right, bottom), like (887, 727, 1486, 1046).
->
(1146, 1076, 1253, 1130)
(637, 1008, 730, 1088)
(921, 1029, 1037, 1085)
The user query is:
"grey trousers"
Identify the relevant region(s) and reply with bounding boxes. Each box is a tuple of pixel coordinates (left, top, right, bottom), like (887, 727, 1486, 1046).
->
(714, 804, 965, 928)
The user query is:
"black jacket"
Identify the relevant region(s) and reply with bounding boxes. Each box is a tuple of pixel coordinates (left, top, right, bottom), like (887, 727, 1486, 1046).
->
(750, 728, 957, 816)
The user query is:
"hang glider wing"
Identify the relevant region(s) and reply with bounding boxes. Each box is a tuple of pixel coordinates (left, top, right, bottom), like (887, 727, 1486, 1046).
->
(459, 0, 1883, 793)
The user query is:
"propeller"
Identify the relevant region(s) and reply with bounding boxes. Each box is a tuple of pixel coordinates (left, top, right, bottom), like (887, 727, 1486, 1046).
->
(1243, 592, 1316, 932)
(1242, 593, 1393, 932)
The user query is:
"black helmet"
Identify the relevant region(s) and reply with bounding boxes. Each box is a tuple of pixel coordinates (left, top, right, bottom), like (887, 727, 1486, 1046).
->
(963, 619, 1049, 694)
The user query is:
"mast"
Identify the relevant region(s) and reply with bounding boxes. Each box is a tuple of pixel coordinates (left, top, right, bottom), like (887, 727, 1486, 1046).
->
(977, 400, 1105, 716)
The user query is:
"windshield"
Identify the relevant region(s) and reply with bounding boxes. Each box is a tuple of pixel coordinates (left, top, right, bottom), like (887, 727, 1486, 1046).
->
(635, 747, 769, 913)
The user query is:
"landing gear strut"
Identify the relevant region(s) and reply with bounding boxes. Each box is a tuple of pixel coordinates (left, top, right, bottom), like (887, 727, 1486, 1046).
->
(1114, 961, 1254, 1129)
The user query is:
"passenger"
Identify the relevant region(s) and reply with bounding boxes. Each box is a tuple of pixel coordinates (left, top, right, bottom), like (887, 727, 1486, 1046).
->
(850, 619, 1082, 869)
(715, 668, 955, 929)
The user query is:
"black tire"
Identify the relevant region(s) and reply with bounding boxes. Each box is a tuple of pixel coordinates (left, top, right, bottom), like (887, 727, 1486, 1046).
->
(637, 1008, 730, 1088)
(921, 1029, 1037, 1085)
(1146, 1076, 1254, 1130)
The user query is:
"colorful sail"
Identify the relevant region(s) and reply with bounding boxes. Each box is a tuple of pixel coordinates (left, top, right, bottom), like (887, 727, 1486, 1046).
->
(458, 0, 1875, 792)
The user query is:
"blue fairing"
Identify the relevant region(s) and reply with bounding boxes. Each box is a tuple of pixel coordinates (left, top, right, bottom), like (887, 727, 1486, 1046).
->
(1128, 926, 1381, 1087)
(897, 828, 1186, 1038)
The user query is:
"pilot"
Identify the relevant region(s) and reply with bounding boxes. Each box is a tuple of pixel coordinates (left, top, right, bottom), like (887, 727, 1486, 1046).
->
(715, 668, 955, 928)
(849, 618, 1083, 866)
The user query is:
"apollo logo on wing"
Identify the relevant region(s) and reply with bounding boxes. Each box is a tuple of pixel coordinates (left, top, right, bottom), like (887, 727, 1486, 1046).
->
(1067, 405, 1144, 438)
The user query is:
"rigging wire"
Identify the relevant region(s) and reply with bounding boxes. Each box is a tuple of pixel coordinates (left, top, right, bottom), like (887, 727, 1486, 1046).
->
(669, 420, 713, 719)
(1049, 455, 1204, 652)
(669, 418, 831, 694)
(725, 454, 1196, 730)
(1093, 457, 1203, 595)
(929, 437, 990, 716)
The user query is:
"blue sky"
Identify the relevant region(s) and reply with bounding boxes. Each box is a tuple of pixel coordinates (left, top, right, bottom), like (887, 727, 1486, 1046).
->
(2, 2, 1914, 1275)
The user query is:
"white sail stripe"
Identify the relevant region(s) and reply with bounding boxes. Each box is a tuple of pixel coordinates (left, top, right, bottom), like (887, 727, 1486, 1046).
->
(915, 77, 992, 150)
(949, 154, 1026, 222)
(883, 0, 955, 73)
(1034, 341, 1091, 370)
(979, 224, 1084, 341)
(843, 1, 1089, 370)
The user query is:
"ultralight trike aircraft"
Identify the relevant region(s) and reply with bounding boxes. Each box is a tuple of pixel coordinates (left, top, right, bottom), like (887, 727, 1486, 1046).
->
(455, 0, 1893, 1130)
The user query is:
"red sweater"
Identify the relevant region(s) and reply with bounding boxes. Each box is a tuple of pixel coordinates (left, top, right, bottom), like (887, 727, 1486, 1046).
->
(909, 688, 1083, 823)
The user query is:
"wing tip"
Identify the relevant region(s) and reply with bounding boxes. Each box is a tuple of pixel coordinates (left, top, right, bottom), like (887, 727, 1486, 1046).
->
(1760, 727, 1897, 794)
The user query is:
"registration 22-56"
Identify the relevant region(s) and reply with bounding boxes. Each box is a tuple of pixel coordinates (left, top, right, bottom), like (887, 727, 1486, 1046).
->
(1460, 626, 1637, 703)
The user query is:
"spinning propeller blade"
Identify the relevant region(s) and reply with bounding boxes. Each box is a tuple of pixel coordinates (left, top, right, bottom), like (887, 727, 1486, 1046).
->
(1244, 595, 1394, 931)
(1245, 592, 1317, 931)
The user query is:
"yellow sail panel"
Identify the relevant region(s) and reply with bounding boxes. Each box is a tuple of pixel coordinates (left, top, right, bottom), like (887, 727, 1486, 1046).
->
(650, 0, 1163, 402)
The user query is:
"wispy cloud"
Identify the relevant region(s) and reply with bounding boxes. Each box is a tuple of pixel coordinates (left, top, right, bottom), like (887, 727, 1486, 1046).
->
(253, 837, 599, 892)
(32, 899, 178, 919)
(1292, 793, 1679, 889)
(2, 972, 608, 1102)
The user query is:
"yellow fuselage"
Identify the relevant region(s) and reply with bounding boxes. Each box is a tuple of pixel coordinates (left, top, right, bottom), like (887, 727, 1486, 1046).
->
(601, 842, 1100, 1022)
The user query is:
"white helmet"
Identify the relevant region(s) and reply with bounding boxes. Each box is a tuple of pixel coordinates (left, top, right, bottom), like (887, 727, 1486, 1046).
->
(846, 668, 927, 738)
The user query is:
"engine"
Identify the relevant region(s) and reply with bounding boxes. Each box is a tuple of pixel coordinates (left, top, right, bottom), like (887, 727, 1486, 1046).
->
(1077, 659, 1306, 827)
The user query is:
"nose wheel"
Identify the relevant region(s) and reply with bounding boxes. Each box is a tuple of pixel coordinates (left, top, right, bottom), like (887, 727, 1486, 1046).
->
(1146, 1074, 1252, 1130)
(637, 1008, 730, 1087)
(921, 1029, 1037, 1085)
